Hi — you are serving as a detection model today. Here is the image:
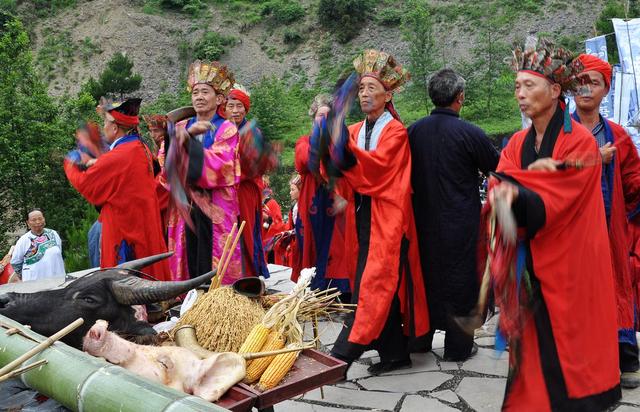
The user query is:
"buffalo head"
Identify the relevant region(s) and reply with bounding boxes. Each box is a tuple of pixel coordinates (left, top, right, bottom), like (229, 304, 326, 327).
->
(0, 253, 215, 349)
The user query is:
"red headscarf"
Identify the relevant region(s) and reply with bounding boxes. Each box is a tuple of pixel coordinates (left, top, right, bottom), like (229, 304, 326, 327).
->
(228, 89, 251, 113)
(577, 53, 612, 89)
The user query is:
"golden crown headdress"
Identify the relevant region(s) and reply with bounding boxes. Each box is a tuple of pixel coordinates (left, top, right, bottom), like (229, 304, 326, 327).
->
(353, 49, 410, 92)
(187, 60, 235, 96)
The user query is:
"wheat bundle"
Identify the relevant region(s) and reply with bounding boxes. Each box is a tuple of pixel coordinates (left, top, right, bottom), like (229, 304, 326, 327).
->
(176, 286, 265, 352)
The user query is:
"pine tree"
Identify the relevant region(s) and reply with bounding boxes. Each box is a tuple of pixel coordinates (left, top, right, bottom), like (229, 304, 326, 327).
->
(86, 52, 142, 101)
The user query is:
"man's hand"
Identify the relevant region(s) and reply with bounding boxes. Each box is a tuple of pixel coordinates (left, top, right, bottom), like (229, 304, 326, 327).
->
(85, 158, 97, 168)
(527, 157, 563, 172)
(187, 121, 212, 137)
(489, 181, 519, 207)
(330, 194, 347, 215)
(600, 142, 616, 165)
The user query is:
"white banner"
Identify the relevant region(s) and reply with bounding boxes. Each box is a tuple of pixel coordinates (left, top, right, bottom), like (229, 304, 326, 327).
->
(612, 18, 640, 145)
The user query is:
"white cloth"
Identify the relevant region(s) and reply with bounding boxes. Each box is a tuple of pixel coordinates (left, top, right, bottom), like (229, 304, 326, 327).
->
(356, 110, 394, 151)
(10, 229, 66, 282)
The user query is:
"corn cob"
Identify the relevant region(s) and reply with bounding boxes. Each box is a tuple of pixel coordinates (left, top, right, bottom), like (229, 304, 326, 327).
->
(255, 344, 300, 391)
(238, 324, 270, 366)
(243, 330, 285, 383)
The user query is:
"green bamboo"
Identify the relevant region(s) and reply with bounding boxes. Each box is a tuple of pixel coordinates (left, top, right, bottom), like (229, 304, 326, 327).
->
(0, 315, 228, 412)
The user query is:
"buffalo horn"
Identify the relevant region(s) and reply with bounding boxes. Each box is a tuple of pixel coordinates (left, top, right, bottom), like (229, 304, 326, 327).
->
(115, 252, 174, 271)
(109, 269, 216, 305)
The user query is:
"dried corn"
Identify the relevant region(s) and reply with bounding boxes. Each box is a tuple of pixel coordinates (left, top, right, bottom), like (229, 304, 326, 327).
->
(255, 344, 300, 391)
(238, 324, 270, 361)
(243, 330, 285, 383)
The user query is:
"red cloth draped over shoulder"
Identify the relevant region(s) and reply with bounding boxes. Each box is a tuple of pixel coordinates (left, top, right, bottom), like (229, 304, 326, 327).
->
(238, 176, 264, 277)
(499, 120, 619, 409)
(339, 119, 429, 345)
(64, 141, 170, 279)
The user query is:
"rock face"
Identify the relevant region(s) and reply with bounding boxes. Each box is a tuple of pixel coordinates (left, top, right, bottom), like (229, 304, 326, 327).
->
(27, 0, 604, 101)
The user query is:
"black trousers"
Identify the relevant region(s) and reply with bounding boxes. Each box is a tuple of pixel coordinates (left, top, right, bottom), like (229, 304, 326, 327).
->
(420, 315, 474, 361)
(185, 203, 213, 279)
(620, 342, 640, 373)
(330, 194, 408, 364)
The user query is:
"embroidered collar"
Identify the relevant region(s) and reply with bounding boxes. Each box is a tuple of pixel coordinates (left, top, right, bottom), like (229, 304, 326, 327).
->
(357, 111, 394, 151)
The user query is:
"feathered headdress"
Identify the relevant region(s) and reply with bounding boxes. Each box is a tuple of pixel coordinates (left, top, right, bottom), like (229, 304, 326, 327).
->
(187, 60, 235, 96)
(352, 49, 410, 92)
(509, 36, 586, 95)
(143, 114, 168, 130)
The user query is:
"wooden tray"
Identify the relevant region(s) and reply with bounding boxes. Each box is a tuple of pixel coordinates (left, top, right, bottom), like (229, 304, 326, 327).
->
(238, 349, 347, 409)
(214, 385, 256, 412)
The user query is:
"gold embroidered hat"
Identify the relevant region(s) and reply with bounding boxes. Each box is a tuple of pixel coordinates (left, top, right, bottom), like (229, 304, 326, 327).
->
(187, 60, 235, 96)
(352, 49, 410, 92)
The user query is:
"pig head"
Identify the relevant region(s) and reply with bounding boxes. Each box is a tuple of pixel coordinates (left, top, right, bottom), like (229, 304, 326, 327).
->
(83, 320, 246, 402)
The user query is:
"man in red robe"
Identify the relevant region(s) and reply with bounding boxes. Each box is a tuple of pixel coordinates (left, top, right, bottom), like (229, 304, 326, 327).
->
(328, 49, 429, 374)
(491, 39, 620, 411)
(65, 99, 169, 278)
(572, 53, 640, 388)
(291, 93, 350, 293)
(225, 87, 271, 278)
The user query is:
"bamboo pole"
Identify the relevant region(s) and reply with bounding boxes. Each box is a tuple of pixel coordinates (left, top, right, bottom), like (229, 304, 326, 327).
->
(0, 317, 83, 377)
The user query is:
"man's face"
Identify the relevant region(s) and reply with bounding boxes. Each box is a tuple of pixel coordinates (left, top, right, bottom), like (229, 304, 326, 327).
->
(225, 98, 247, 125)
(575, 71, 608, 113)
(358, 77, 390, 115)
(314, 105, 330, 123)
(102, 117, 119, 143)
(27, 211, 45, 235)
(514, 72, 561, 120)
(149, 127, 166, 145)
(191, 84, 221, 115)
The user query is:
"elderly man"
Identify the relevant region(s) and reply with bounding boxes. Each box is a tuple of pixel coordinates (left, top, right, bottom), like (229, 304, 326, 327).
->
(491, 39, 620, 410)
(571, 53, 640, 388)
(328, 50, 429, 374)
(11, 209, 65, 281)
(166, 61, 242, 283)
(409, 69, 499, 361)
(64, 99, 169, 278)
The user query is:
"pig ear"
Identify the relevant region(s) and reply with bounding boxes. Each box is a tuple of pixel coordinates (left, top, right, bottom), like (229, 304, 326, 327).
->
(193, 353, 246, 402)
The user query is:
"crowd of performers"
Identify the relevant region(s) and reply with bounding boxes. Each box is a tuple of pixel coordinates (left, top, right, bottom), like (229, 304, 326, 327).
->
(47, 36, 640, 411)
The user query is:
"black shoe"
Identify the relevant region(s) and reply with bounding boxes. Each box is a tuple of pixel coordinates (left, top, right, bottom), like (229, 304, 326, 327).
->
(366, 358, 412, 375)
(443, 343, 478, 362)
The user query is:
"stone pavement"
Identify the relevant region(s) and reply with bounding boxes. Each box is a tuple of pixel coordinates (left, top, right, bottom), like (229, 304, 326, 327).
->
(265, 265, 640, 412)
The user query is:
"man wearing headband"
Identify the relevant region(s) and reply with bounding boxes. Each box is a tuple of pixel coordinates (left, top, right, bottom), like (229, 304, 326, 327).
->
(166, 60, 242, 283)
(490, 39, 620, 410)
(225, 85, 270, 279)
(329, 50, 429, 374)
(64, 98, 170, 278)
(573, 53, 640, 389)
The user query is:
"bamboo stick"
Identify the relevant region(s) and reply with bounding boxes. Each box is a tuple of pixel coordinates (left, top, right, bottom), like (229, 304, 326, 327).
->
(0, 359, 47, 383)
(0, 318, 83, 377)
(216, 221, 245, 287)
(209, 222, 236, 292)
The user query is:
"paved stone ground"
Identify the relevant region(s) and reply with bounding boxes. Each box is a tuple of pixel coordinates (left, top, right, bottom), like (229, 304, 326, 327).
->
(265, 266, 640, 412)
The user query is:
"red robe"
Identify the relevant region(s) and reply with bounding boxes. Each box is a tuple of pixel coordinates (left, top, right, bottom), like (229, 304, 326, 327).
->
(339, 119, 429, 345)
(591, 120, 640, 334)
(499, 119, 620, 411)
(262, 197, 286, 244)
(64, 138, 170, 279)
(291, 135, 348, 283)
(238, 176, 267, 277)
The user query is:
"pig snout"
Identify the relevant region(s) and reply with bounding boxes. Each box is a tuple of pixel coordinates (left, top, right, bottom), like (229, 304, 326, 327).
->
(83, 320, 109, 354)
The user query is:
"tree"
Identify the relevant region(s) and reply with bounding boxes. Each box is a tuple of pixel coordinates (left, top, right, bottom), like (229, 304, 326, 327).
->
(86, 52, 142, 101)
(401, 0, 441, 111)
(0, 15, 85, 251)
(595, 0, 640, 65)
(318, 0, 372, 43)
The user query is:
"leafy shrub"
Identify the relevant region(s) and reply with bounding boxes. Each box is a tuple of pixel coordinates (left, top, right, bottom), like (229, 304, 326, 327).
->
(193, 31, 236, 61)
(283, 28, 303, 45)
(84, 52, 142, 100)
(262, 0, 305, 26)
(318, 0, 372, 43)
(376, 7, 402, 26)
(159, 0, 206, 14)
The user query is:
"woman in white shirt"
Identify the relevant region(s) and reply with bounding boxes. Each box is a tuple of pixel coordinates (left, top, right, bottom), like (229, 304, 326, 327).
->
(10, 209, 66, 281)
